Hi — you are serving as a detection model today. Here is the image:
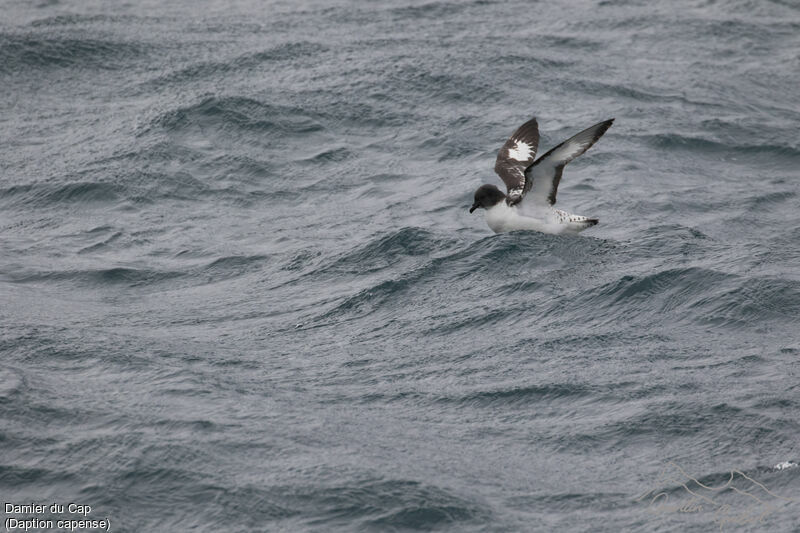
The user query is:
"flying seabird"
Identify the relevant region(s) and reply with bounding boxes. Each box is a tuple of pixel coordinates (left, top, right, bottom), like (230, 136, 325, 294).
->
(469, 117, 614, 234)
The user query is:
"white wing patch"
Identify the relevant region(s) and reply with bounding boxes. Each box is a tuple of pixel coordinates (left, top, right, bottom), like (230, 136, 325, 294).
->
(507, 140, 532, 162)
(493, 117, 539, 202)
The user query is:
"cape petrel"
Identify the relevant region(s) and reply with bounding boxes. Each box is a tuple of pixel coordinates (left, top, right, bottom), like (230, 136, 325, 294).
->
(470, 117, 614, 234)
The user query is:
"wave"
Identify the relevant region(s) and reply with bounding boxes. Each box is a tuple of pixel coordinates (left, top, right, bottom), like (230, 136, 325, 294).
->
(0, 170, 209, 208)
(745, 190, 796, 209)
(309, 231, 614, 325)
(560, 78, 711, 107)
(303, 222, 800, 337)
(639, 133, 800, 159)
(583, 267, 734, 311)
(0, 34, 146, 72)
(442, 383, 594, 407)
(383, 62, 497, 105)
(312, 227, 453, 276)
(389, 1, 472, 19)
(142, 42, 327, 87)
(553, 266, 800, 328)
(280, 478, 489, 530)
(152, 96, 323, 137)
(77, 231, 123, 254)
(10, 266, 183, 287)
(28, 14, 149, 27)
(492, 52, 574, 70)
(0, 181, 121, 207)
(0, 464, 75, 486)
(82, 142, 286, 205)
(692, 276, 800, 327)
(201, 254, 269, 278)
(7, 254, 268, 290)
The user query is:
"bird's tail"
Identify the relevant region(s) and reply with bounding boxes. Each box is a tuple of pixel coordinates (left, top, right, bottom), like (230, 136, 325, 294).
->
(568, 215, 598, 231)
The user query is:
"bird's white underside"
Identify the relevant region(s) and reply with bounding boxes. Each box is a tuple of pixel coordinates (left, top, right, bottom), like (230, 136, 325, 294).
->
(484, 201, 593, 235)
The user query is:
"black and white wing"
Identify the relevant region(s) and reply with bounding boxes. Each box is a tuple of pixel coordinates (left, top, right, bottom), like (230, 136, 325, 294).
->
(493, 117, 539, 205)
(524, 119, 614, 207)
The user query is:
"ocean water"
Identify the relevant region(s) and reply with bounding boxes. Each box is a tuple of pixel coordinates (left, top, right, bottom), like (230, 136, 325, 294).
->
(2, 0, 799, 531)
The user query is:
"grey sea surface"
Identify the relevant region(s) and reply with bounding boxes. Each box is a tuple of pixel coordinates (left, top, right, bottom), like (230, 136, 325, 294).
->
(2, 0, 799, 531)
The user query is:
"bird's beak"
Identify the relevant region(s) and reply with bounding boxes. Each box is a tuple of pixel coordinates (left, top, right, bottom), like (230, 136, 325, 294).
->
(469, 202, 479, 213)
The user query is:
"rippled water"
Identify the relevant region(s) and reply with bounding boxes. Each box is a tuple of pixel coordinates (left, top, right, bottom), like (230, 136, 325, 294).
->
(2, 0, 799, 531)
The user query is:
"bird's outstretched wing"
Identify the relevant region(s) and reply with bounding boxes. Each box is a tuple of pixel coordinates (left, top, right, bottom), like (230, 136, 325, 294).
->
(493, 117, 539, 205)
(524, 119, 614, 207)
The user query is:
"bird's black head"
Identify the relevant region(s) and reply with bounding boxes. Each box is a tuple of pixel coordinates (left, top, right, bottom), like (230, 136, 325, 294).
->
(469, 184, 506, 213)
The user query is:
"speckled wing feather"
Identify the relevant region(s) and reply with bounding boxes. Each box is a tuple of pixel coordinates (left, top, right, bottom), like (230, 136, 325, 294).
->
(524, 119, 614, 207)
(493, 117, 539, 206)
